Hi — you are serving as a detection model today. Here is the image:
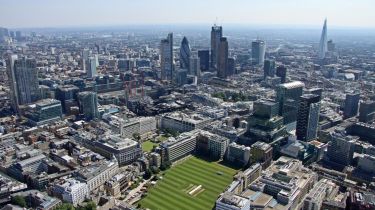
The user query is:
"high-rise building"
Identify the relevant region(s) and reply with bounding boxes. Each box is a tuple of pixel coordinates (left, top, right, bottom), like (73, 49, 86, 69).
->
(264, 60, 276, 79)
(198, 50, 209, 71)
(276, 65, 287, 83)
(251, 39, 266, 65)
(276, 81, 305, 126)
(217, 37, 228, 78)
(227, 57, 235, 76)
(87, 56, 97, 78)
(160, 33, 174, 81)
(318, 19, 328, 59)
(82, 48, 90, 71)
(179, 36, 191, 69)
(211, 25, 223, 69)
(344, 92, 360, 119)
(0, 27, 9, 43)
(296, 94, 321, 141)
(250, 141, 273, 169)
(7, 55, 40, 111)
(15, 31, 22, 41)
(78, 91, 99, 120)
(175, 68, 188, 86)
(326, 130, 357, 166)
(189, 55, 200, 77)
(327, 40, 335, 52)
(56, 85, 79, 113)
(359, 100, 375, 123)
(25, 99, 62, 126)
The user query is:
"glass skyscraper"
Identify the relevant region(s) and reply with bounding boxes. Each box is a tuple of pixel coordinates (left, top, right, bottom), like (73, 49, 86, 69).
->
(252, 39, 266, 66)
(210, 25, 223, 69)
(160, 33, 174, 81)
(179, 36, 191, 69)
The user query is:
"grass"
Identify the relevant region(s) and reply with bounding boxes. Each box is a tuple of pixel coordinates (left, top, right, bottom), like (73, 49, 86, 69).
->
(142, 141, 158, 152)
(139, 156, 237, 210)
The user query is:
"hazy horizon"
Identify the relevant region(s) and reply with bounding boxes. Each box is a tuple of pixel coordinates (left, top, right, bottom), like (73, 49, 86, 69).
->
(1, 0, 375, 29)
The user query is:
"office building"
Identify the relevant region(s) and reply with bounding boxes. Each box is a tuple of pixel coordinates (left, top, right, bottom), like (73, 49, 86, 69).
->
(8, 154, 47, 181)
(176, 68, 187, 86)
(276, 81, 305, 126)
(211, 25, 223, 69)
(327, 40, 335, 52)
(55, 85, 79, 113)
(189, 55, 200, 77)
(160, 130, 199, 163)
(296, 94, 321, 142)
(359, 100, 375, 123)
(82, 48, 90, 71)
(87, 56, 97, 78)
(226, 142, 251, 166)
(247, 99, 286, 144)
(0, 27, 9, 42)
(94, 135, 142, 166)
(227, 57, 235, 76)
(179, 36, 191, 69)
(216, 192, 250, 210)
(160, 111, 212, 133)
(160, 33, 174, 81)
(119, 117, 156, 139)
(325, 130, 357, 166)
(303, 179, 338, 210)
(7, 56, 40, 111)
(276, 65, 287, 83)
(250, 156, 317, 209)
(24, 99, 62, 126)
(251, 39, 266, 65)
(264, 60, 276, 79)
(197, 131, 229, 160)
(52, 179, 88, 206)
(198, 50, 209, 71)
(78, 91, 99, 120)
(318, 19, 328, 59)
(344, 92, 360, 119)
(250, 141, 273, 169)
(217, 37, 229, 78)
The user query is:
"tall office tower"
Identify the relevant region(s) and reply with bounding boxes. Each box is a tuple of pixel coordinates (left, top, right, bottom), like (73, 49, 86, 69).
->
(0, 27, 9, 42)
(296, 94, 321, 141)
(189, 55, 201, 77)
(82, 48, 90, 71)
(210, 25, 223, 69)
(326, 130, 357, 166)
(276, 81, 305, 127)
(55, 85, 80, 113)
(318, 19, 328, 59)
(276, 65, 287, 83)
(7, 56, 40, 111)
(251, 39, 266, 65)
(327, 40, 335, 52)
(247, 99, 286, 144)
(344, 92, 360, 119)
(359, 100, 375, 123)
(15, 31, 22, 41)
(198, 50, 209, 71)
(227, 57, 235, 76)
(78, 91, 99, 120)
(217, 37, 228, 79)
(264, 60, 276, 79)
(179, 36, 191, 69)
(160, 33, 174, 81)
(87, 57, 97, 78)
(175, 69, 188, 86)
(9, 31, 15, 39)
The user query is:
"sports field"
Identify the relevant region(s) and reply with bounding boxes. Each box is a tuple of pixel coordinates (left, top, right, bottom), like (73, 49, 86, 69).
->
(139, 156, 237, 210)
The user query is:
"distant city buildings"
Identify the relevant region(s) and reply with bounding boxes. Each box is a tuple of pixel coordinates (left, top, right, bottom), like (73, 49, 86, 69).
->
(251, 39, 266, 66)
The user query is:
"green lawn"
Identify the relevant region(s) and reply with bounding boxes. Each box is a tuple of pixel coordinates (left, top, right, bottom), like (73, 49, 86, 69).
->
(142, 141, 158, 152)
(139, 156, 237, 210)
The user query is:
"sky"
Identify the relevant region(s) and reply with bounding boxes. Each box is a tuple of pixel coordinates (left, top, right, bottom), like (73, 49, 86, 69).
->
(0, 0, 374, 29)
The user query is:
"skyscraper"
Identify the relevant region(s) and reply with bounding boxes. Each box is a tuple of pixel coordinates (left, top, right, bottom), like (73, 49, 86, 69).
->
(179, 36, 191, 69)
(296, 94, 321, 141)
(7, 55, 40, 111)
(264, 60, 276, 79)
(318, 19, 328, 60)
(252, 40, 266, 65)
(211, 25, 223, 69)
(359, 100, 375, 123)
(276, 65, 287, 83)
(160, 33, 174, 81)
(227, 57, 235, 76)
(78, 91, 99, 120)
(217, 37, 228, 79)
(326, 130, 357, 166)
(189, 55, 200, 77)
(87, 56, 97, 78)
(198, 50, 209, 71)
(344, 92, 360, 119)
(82, 48, 90, 71)
(276, 81, 305, 127)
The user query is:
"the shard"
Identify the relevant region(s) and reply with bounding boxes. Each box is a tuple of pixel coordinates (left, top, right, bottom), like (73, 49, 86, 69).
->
(318, 19, 328, 59)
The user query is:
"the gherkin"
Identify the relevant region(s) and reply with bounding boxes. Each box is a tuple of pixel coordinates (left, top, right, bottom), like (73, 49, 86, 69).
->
(179, 36, 191, 69)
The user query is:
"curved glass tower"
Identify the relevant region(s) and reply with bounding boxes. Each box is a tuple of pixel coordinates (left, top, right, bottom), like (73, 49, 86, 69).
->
(179, 36, 191, 69)
(319, 19, 328, 59)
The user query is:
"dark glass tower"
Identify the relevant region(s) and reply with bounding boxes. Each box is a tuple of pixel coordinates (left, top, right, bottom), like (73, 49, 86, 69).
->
(276, 65, 287, 83)
(217, 37, 228, 79)
(296, 94, 321, 141)
(252, 39, 266, 65)
(198, 50, 209, 71)
(344, 92, 360, 119)
(160, 33, 174, 81)
(211, 25, 223, 69)
(179, 36, 191, 69)
(264, 60, 276, 79)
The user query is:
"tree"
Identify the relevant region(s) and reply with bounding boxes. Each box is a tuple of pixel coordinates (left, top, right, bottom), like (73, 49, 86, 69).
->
(11, 195, 26, 208)
(143, 168, 152, 179)
(132, 132, 141, 142)
(56, 203, 75, 210)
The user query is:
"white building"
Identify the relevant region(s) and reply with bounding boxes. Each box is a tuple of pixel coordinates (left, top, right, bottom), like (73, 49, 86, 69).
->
(53, 179, 89, 206)
(216, 192, 250, 210)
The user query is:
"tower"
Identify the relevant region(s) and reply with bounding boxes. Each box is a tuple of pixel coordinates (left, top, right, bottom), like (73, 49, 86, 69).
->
(78, 91, 99, 120)
(87, 56, 97, 78)
(318, 19, 328, 60)
(179, 36, 191, 69)
(217, 37, 228, 79)
(252, 39, 266, 65)
(264, 60, 276, 79)
(344, 92, 360, 119)
(296, 94, 321, 141)
(211, 25, 223, 69)
(160, 33, 174, 81)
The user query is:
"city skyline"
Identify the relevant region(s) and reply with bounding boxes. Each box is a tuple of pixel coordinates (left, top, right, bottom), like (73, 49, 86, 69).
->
(0, 0, 375, 28)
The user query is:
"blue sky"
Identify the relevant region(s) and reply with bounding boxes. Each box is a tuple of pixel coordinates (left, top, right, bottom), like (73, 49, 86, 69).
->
(0, 0, 374, 28)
